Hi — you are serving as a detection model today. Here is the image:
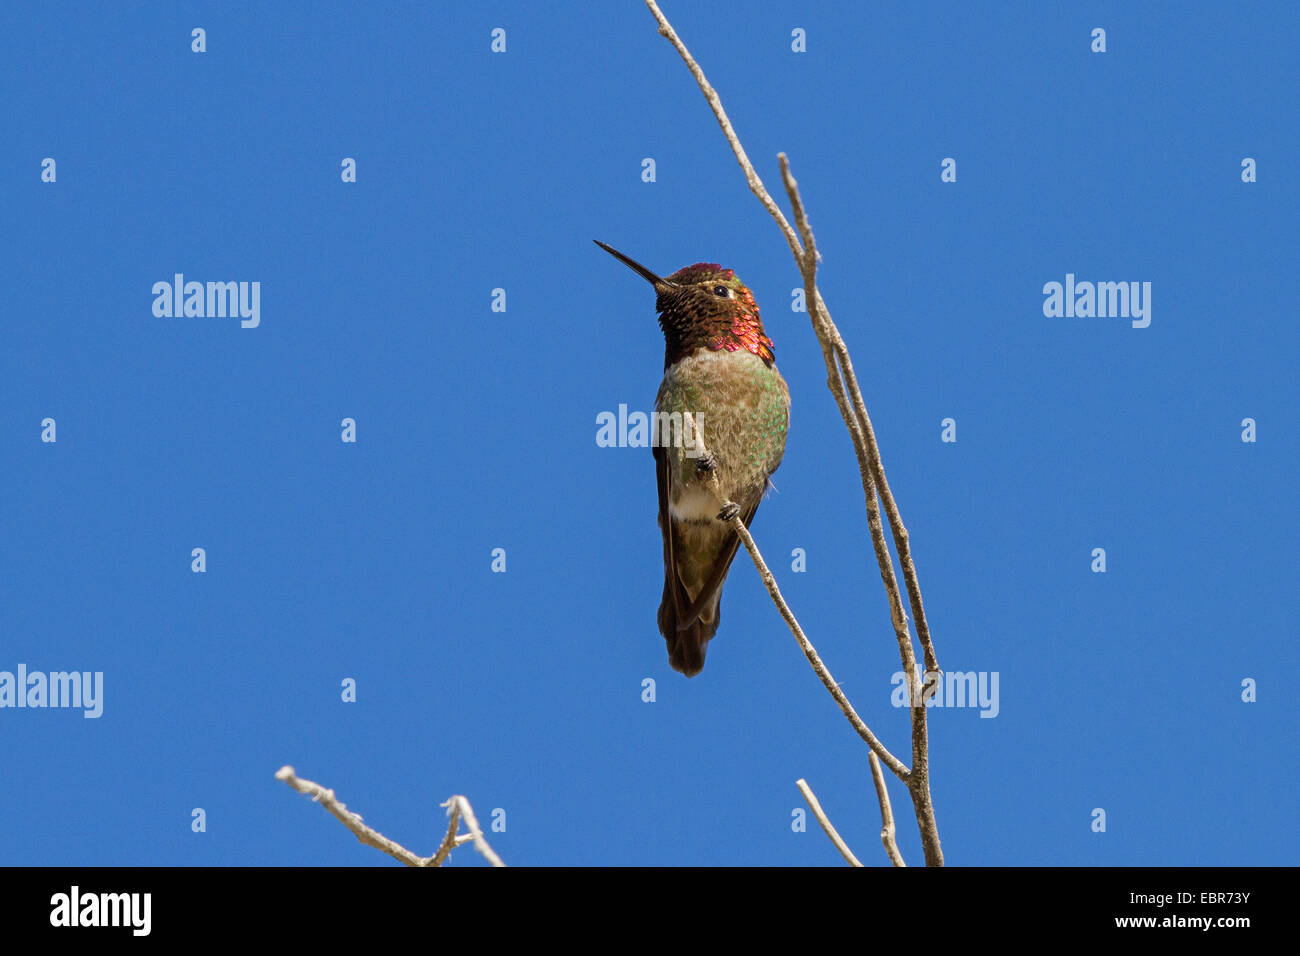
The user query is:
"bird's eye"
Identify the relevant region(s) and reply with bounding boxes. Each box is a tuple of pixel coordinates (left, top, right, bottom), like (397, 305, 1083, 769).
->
(712, 285, 730, 297)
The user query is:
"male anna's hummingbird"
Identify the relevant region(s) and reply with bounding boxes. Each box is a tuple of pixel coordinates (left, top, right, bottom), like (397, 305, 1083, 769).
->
(595, 241, 790, 677)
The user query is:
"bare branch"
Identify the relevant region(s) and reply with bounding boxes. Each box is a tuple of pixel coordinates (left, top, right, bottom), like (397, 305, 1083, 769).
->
(869, 752, 906, 867)
(779, 161, 943, 868)
(779, 155, 920, 695)
(642, 0, 944, 865)
(276, 766, 505, 868)
(796, 779, 862, 867)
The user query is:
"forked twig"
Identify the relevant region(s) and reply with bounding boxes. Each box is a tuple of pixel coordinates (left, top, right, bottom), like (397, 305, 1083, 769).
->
(276, 766, 505, 867)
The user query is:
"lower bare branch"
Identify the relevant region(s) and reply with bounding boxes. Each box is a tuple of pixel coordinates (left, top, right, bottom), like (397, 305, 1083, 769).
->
(276, 766, 505, 868)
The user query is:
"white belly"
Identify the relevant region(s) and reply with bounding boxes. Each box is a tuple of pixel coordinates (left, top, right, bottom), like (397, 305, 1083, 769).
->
(669, 483, 721, 522)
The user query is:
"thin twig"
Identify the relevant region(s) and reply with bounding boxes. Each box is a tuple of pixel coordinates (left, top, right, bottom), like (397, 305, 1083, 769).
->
(642, 0, 943, 865)
(276, 766, 505, 867)
(869, 752, 905, 867)
(683, 415, 908, 779)
(796, 779, 863, 867)
(642, 1, 802, 265)
(780, 155, 921, 695)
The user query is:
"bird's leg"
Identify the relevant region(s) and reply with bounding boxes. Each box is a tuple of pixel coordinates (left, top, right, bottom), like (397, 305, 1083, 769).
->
(687, 428, 738, 522)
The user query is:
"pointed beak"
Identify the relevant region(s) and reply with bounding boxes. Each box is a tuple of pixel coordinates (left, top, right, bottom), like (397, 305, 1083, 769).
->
(593, 240, 677, 293)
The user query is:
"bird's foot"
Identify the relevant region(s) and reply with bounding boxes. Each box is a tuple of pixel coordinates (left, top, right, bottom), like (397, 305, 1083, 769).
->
(716, 502, 740, 522)
(694, 453, 718, 478)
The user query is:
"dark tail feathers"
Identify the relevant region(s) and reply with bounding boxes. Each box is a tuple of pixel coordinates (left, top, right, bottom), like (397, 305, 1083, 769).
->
(658, 572, 724, 678)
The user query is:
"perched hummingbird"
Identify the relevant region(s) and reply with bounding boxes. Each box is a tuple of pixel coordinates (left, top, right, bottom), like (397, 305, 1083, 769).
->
(595, 241, 790, 677)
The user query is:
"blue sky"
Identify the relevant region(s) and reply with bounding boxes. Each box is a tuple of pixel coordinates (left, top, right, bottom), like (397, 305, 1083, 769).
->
(2, 1, 1295, 866)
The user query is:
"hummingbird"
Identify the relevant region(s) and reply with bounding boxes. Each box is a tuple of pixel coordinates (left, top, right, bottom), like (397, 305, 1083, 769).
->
(595, 241, 790, 676)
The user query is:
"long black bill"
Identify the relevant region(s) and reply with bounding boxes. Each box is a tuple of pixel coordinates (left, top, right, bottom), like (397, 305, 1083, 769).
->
(593, 240, 677, 292)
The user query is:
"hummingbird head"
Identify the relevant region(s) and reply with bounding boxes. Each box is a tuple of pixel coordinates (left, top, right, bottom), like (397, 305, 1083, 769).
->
(594, 240, 775, 369)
